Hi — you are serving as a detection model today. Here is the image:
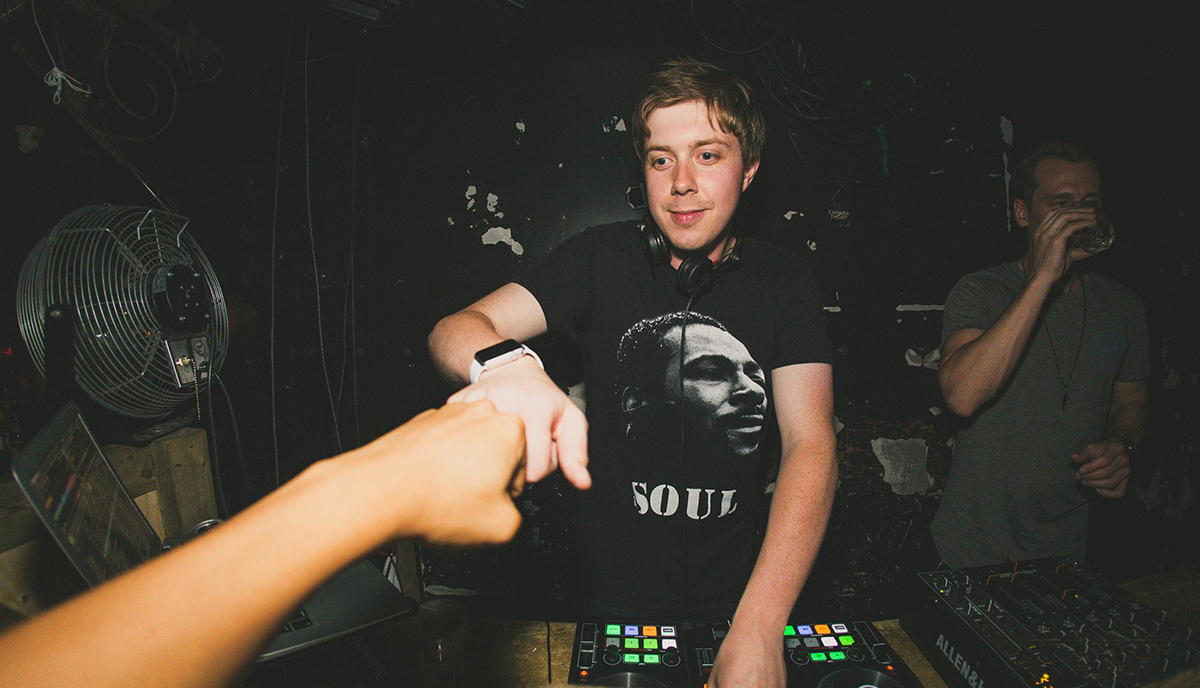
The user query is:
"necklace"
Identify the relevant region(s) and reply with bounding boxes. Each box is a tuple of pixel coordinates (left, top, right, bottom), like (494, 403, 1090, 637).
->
(1042, 275, 1087, 410)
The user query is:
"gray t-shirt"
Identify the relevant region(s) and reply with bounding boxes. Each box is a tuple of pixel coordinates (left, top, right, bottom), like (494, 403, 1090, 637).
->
(932, 262, 1150, 568)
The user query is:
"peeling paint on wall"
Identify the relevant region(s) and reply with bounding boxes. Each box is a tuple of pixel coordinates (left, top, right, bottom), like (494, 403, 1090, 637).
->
(807, 240, 817, 251)
(784, 210, 803, 220)
(486, 192, 502, 217)
(481, 226, 525, 255)
(465, 185, 477, 210)
(905, 348, 940, 369)
(1162, 366, 1180, 389)
(423, 585, 482, 597)
(603, 116, 627, 133)
(870, 438, 933, 495)
(896, 304, 944, 311)
(516, 121, 526, 133)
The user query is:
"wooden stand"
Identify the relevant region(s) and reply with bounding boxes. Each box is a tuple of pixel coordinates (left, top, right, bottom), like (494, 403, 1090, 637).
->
(0, 426, 218, 625)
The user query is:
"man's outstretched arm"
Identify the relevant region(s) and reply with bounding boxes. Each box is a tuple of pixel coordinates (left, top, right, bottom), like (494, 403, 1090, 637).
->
(429, 282, 590, 488)
(0, 401, 526, 688)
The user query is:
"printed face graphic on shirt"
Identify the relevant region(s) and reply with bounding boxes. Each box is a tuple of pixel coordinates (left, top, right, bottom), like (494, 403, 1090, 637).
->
(619, 314, 768, 459)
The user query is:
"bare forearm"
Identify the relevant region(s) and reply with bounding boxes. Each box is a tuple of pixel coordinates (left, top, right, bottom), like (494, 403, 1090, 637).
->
(428, 283, 549, 387)
(1108, 388, 1148, 447)
(429, 309, 506, 386)
(733, 439, 838, 630)
(940, 276, 1055, 416)
(0, 402, 528, 688)
(0, 459, 394, 688)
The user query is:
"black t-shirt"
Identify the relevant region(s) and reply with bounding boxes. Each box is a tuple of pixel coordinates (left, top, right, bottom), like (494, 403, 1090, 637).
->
(516, 221, 830, 617)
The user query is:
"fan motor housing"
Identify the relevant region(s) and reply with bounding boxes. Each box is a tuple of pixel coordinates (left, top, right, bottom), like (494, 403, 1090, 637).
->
(151, 264, 212, 333)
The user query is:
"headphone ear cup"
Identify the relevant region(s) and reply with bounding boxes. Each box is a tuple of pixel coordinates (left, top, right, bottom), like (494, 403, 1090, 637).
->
(676, 255, 714, 296)
(716, 241, 742, 274)
(637, 221, 671, 266)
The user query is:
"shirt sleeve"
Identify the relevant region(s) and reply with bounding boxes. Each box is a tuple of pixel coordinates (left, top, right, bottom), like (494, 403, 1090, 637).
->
(771, 253, 832, 369)
(1117, 293, 1152, 382)
(942, 271, 1002, 345)
(513, 227, 596, 335)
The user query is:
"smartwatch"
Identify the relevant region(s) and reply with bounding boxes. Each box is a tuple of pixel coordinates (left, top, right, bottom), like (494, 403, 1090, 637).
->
(469, 339, 543, 384)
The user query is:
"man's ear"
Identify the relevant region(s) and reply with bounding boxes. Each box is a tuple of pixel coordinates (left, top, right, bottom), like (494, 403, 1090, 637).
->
(741, 158, 761, 191)
(621, 386, 649, 414)
(1014, 197, 1030, 228)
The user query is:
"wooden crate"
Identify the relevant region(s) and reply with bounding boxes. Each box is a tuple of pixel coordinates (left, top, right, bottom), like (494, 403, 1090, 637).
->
(0, 426, 217, 623)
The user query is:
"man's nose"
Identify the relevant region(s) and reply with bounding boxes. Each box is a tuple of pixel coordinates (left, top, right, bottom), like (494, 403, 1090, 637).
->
(672, 161, 697, 195)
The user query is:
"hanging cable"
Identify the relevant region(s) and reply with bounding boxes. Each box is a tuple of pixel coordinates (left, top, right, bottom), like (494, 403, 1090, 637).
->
(214, 372, 254, 503)
(303, 21, 344, 454)
(270, 18, 296, 488)
(29, 0, 91, 104)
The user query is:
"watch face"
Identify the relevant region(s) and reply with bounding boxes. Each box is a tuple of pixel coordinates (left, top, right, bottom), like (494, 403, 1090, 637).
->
(475, 339, 522, 365)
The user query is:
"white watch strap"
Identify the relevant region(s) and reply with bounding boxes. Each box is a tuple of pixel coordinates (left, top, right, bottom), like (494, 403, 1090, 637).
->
(468, 345, 543, 384)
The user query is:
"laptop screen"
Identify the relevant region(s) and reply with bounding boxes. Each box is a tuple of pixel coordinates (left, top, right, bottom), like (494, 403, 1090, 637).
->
(13, 402, 162, 585)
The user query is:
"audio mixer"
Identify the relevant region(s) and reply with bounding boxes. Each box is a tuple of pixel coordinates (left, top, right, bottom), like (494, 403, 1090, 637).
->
(901, 557, 1199, 688)
(568, 618, 919, 687)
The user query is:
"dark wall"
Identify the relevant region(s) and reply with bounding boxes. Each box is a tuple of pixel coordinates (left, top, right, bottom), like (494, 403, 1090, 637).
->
(2, 0, 1195, 619)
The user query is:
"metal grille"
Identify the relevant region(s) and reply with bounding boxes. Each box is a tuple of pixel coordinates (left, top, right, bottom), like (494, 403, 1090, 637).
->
(16, 205, 228, 418)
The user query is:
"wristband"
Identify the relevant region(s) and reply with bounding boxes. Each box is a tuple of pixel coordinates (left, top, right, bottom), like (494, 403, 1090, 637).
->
(1111, 433, 1137, 459)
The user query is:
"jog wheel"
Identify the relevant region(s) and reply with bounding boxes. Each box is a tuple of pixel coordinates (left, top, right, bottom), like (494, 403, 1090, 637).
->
(815, 667, 907, 688)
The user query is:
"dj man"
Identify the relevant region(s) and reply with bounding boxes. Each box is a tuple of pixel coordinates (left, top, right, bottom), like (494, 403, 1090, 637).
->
(429, 58, 836, 686)
(933, 141, 1150, 568)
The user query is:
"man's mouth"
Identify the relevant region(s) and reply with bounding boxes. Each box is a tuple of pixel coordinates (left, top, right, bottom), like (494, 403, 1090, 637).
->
(669, 209, 706, 225)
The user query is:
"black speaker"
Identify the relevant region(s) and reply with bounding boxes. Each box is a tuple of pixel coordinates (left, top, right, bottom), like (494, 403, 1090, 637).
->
(636, 221, 741, 296)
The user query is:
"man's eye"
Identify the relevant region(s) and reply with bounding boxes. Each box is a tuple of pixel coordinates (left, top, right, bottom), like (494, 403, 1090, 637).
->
(651, 157, 671, 168)
(699, 151, 718, 162)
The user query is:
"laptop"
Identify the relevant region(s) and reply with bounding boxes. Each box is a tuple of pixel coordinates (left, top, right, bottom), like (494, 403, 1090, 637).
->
(11, 400, 418, 662)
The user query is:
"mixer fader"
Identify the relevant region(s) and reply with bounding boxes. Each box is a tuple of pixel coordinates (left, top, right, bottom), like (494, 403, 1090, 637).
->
(901, 557, 1198, 687)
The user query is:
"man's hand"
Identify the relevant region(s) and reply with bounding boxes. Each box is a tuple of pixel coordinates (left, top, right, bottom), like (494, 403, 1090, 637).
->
(1026, 205, 1099, 285)
(448, 357, 591, 490)
(708, 622, 786, 688)
(1072, 438, 1131, 498)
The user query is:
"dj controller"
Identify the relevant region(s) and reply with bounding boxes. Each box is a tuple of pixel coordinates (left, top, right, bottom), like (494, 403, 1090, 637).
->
(567, 617, 918, 687)
(901, 557, 1199, 688)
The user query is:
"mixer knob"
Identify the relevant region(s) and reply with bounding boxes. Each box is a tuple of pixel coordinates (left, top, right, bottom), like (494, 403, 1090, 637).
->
(602, 648, 620, 666)
(846, 646, 866, 662)
(788, 650, 809, 666)
(663, 649, 681, 668)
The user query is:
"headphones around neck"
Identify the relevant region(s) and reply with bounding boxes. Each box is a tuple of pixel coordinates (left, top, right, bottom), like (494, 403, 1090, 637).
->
(636, 221, 742, 297)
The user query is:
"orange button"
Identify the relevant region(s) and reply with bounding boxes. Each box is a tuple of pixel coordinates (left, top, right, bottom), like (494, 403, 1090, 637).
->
(643, 626, 658, 636)
(814, 624, 831, 635)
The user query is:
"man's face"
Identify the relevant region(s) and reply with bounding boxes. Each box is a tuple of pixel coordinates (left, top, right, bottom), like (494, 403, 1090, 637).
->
(643, 100, 760, 266)
(662, 323, 768, 457)
(1015, 157, 1102, 237)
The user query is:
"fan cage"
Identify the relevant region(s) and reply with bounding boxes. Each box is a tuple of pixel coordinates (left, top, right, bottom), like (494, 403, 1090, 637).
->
(16, 205, 229, 419)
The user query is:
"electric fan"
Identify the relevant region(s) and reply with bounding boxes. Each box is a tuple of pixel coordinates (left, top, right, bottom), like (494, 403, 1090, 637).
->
(15, 205, 229, 419)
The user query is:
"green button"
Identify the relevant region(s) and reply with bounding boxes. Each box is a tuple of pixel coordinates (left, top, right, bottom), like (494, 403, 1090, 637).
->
(830, 651, 846, 661)
(606, 625, 621, 636)
(644, 639, 659, 650)
(623, 653, 640, 664)
(624, 638, 639, 649)
(811, 653, 828, 662)
(644, 654, 661, 664)
(783, 626, 796, 636)
(839, 635, 854, 645)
